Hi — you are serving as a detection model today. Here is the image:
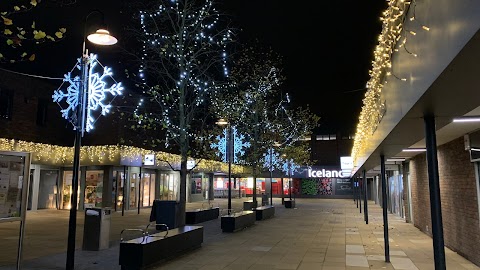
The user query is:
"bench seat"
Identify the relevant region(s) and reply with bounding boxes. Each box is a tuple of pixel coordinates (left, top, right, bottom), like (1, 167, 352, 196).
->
(254, 205, 275, 220)
(185, 207, 219, 224)
(221, 210, 255, 232)
(119, 225, 203, 270)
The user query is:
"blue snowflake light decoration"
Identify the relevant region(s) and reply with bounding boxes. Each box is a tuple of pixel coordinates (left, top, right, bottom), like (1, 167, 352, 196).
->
(210, 126, 250, 163)
(53, 53, 123, 132)
(262, 148, 281, 172)
(281, 159, 300, 177)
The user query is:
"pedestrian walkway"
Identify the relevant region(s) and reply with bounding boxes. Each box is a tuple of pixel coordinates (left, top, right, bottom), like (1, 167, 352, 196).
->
(0, 198, 478, 270)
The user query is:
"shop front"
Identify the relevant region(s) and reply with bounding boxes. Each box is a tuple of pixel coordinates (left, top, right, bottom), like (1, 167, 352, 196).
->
(287, 166, 354, 198)
(59, 165, 181, 211)
(189, 173, 210, 202)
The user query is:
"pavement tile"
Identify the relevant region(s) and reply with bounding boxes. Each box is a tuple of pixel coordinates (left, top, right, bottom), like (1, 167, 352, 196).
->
(0, 198, 477, 270)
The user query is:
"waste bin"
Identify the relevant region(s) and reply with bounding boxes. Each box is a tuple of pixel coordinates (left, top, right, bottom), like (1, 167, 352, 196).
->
(262, 193, 268, 206)
(82, 207, 111, 251)
(150, 200, 179, 230)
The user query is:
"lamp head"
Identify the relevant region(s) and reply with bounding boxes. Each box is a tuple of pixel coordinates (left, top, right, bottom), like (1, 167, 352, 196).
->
(87, 29, 117, 46)
(215, 118, 228, 126)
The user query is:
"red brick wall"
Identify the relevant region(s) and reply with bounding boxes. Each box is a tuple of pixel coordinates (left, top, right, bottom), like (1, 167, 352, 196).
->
(410, 137, 480, 266)
(0, 70, 74, 145)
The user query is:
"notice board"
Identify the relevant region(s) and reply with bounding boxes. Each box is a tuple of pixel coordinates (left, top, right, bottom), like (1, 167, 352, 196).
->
(0, 152, 30, 221)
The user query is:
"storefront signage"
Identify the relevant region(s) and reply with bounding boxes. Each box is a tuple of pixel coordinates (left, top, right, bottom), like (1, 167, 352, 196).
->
(340, 156, 353, 170)
(307, 168, 347, 178)
(144, 154, 155, 166)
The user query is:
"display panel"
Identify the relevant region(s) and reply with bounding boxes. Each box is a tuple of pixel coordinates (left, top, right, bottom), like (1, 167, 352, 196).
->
(0, 152, 30, 221)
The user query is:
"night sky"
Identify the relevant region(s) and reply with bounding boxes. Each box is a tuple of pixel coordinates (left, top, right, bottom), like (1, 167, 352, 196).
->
(222, 1, 387, 134)
(6, 0, 387, 135)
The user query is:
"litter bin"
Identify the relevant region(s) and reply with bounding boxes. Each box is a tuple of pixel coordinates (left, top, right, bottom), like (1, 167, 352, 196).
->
(262, 193, 268, 206)
(82, 207, 111, 251)
(150, 200, 179, 230)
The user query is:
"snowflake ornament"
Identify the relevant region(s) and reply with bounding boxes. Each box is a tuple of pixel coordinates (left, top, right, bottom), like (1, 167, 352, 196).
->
(53, 53, 123, 133)
(281, 158, 300, 177)
(263, 148, 281, 172)
(210, 126, 250, 163)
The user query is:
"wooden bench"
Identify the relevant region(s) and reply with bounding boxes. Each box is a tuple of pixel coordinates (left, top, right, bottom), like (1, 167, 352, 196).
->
(119, 224, 203, 270)
(254, 205, 275, 220)
(284, 199, 296, 208)
(243, 200, 258, 210)
(221, 210, 255, 232)
(185, 207, 220, 224)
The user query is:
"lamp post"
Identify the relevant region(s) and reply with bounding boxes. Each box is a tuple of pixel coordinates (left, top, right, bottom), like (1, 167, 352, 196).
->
(288, 161, 292, 200)
(65, 11, 117, 270)
(269, 147, 273, 205)
(216, 118, 232, 214)
(268, 142, 281, 205)
(281, 157, 297, 201)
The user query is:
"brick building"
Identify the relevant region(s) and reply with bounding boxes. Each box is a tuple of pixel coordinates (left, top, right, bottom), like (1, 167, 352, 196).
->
(350, 0, 480, 267)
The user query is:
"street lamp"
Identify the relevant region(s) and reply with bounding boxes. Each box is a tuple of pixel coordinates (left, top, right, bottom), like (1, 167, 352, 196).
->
(216, 118, 232, 214)
(267, 142, 281, 205)
(65, 11, 117, 270)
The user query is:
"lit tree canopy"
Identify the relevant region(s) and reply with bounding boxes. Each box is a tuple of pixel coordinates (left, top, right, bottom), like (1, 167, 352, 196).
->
(210, 41, 319, 200)
(121, 0, 234, 226)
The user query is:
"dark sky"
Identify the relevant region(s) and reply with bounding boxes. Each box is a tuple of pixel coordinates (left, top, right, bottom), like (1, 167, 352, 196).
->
(222, 1, 387, 134)
(7, 0, 387, 135)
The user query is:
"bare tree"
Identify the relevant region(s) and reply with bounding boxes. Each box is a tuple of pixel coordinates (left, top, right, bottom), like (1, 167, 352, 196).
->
(121, 0, 234, 226)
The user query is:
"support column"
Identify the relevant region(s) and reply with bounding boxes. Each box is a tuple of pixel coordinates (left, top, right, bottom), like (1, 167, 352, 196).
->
(356, 177, 359, 208)
(424, 114, 446, 270)
(381, 154, 390, 262)
(353, 177, 356, 203)
(359, 176, 362, 214)
(363, 169, 368, 224)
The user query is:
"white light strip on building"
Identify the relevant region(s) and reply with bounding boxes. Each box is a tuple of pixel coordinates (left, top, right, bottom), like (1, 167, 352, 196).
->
(453, 116, 480, 123)
(402, 148, 426, 152)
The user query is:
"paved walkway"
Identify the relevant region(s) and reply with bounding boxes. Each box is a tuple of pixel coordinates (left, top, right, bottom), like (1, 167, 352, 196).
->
(0, 198, 478, 270)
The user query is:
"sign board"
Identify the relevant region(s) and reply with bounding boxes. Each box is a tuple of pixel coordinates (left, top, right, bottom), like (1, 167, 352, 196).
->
(144, 154, 155, 166)
(0, 151, 31, 270)
(0, 152, 30, 221)
(340, 156, 353, 170)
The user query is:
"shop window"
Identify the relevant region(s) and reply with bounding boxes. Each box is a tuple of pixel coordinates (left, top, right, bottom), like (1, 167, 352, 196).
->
(114, 171, 126, 210)
(129, 173, 138, 208)
(142, 173, 153, 207)
(191, 177, 202, 194)
(62, 171, 79, 210)
(0, 88, 13, 120)
(84, 170, 104, 208)
(150, 174, 156, 205)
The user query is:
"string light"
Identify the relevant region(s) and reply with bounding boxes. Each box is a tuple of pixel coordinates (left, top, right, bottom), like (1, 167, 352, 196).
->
(0, 137, 249, 174)
(352, 0, 416, 164)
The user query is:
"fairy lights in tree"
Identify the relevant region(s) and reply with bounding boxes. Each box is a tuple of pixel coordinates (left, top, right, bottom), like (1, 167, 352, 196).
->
(211, 126, 250, 163)
(132, 0, 233, 148)
(53, 53, 123, 132)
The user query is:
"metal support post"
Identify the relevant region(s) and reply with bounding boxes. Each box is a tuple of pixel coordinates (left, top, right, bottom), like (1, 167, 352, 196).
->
(424, 114, 446, 270)
(66, 54, 88, 270)
(359, 177, 362, 213)
(363, 169, 368, 224)
(356, 177, 359, 208)
(138, 166, 142, 214)
(269, 148, 273, 205)
(381, 154, 390, 262)
(227, 124, 232, 214)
